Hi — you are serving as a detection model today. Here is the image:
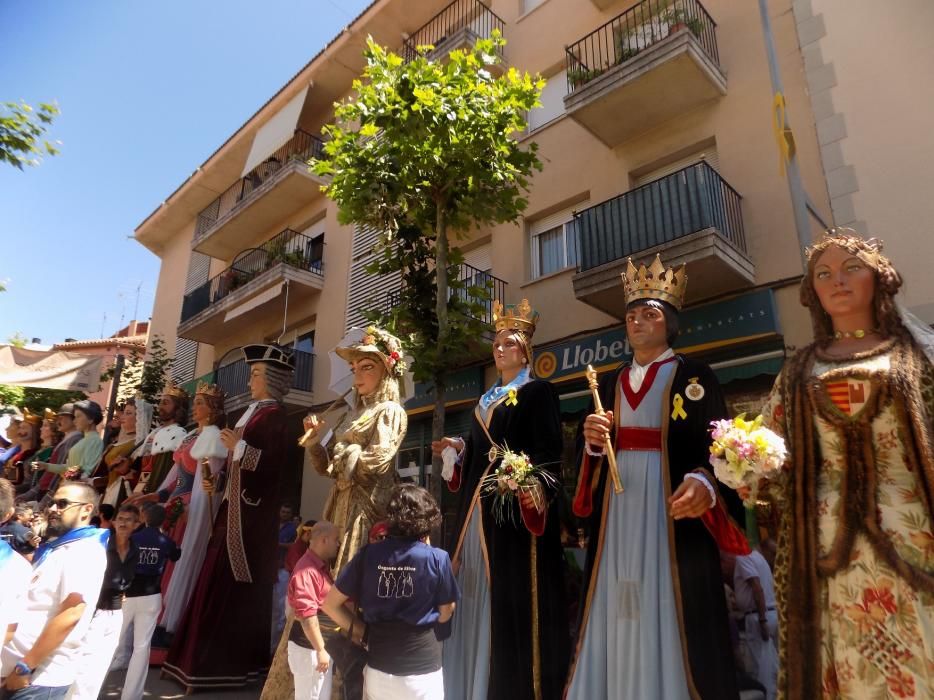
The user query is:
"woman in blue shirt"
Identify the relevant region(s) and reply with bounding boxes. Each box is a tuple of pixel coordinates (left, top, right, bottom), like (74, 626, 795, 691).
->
(323, 484, 460, 700)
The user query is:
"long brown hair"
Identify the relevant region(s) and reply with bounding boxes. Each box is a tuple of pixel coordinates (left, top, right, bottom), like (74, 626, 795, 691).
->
(800, 228, 906, 344)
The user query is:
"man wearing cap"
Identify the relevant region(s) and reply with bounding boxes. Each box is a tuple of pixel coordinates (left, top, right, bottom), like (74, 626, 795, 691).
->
(164, 344, 292, 692)
(40, 401, 105, 485)
(566, 255, 745, 700)
(129, 387, 189, 496)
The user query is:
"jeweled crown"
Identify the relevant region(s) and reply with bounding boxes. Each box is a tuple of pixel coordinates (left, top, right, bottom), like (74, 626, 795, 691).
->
(493, 298, 539, 336)
(622, 255, 688, 311)
(163, 383, 190, 401)
(195, 381, 225, 401)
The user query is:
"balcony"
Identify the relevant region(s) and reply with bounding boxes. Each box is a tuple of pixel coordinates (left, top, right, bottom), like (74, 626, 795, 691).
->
(179, 228, 325, 344)
(563, 0, 726, 147)
(215, 349, 314, 413)
(572, 162, 754, 317)
(385, 261, 507, 329)
(192, 129, 327, 259)
(402, 0, 505, 68)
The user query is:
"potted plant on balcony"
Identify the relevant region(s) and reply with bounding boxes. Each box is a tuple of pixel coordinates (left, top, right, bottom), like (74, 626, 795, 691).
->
(664, 8, 703, 37)
(613, 26, 641, 65)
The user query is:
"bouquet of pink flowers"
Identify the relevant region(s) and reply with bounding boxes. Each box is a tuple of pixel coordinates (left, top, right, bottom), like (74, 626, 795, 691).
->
(709, 414, 787, 506)
(479, 443, 556, 526)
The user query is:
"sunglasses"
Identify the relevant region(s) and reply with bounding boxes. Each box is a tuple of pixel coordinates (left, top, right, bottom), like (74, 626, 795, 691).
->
(48, 498, 90, 511)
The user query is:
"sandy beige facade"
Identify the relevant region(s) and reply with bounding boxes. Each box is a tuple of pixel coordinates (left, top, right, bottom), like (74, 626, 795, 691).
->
(792, 0, 934, 320)
(136, 0, 832, 520)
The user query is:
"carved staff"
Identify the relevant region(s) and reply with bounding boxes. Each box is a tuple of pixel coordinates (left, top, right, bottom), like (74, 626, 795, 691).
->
(298, 387, 352, 447)
(586, 364, 623, 494)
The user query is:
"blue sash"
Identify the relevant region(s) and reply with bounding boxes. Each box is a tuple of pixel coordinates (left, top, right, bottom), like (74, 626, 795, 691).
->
(0, 539, 14, 568)
(33, 526, 110, 568)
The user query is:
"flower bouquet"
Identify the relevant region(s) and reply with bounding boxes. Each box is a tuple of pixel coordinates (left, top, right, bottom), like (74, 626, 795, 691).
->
(709, 414, 787, 507)
(479, 443, 557, 526)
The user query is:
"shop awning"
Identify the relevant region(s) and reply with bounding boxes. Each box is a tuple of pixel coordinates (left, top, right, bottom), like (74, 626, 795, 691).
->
(710, 350, 785, 384)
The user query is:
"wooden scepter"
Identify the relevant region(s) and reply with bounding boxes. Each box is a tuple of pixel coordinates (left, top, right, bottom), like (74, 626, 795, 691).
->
(201, 458, 214, 530)
(298, 387, 353, 447)
(585, 364, 623, 494)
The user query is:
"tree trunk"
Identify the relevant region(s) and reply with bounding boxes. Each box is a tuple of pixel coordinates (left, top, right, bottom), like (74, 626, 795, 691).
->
(431, 202, 449, 528)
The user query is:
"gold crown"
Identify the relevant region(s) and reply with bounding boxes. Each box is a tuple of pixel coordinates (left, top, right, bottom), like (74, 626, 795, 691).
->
(804, 227, 885, 265)
(493, 298, 539, 336)
(622, 254, 688, 311)
(195, 381, 225, 401)
(162, 383, 190, 401)
(22, 407, 43, 426)
(43, 408, 57, 422)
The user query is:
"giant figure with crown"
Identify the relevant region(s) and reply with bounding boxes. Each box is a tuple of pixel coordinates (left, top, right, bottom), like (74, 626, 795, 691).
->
(566, 255, 744, 700)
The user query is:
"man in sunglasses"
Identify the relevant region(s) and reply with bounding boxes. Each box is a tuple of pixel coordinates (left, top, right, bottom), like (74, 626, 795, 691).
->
(0, 482, 108, 699)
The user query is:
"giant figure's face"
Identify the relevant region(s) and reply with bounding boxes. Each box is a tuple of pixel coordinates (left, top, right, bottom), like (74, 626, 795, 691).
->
(812, 244, 876, 321)
(625, 303, 669, 353)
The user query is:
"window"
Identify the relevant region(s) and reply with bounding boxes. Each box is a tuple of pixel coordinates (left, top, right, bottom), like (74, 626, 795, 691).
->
(293, 331, 314, 355)
(529, 206, 583, 279)
(521, 0, 548, 14)
(528, 69, 566, 132)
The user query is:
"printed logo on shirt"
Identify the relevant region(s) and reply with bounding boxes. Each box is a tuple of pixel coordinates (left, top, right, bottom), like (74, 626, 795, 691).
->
(377, 564, 415, 599)
(138, 546, 162, 566)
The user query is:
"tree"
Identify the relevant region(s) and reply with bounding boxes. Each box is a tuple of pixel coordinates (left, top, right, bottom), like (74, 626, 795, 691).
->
(313, 32, 544, 505)
(6, 332, 27, 348)
(102, 335, 174, 403)
(1, 100, 60, 170)
(0, 385, 85, 414)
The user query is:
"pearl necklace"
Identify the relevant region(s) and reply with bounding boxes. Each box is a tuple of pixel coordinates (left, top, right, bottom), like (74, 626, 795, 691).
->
(833, 328, 879, 340)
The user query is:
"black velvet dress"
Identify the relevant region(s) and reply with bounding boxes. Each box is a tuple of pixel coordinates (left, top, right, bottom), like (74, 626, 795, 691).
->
(445, 378, 571, 700)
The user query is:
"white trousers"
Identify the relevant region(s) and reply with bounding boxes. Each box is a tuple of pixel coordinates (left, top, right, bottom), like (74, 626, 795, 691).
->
(364, 666, 444, 700)
(743, 610, 779, 700)
(287, 641, 332, 699)
(68, 608, 123, 700)
(112, 593, 161, 700)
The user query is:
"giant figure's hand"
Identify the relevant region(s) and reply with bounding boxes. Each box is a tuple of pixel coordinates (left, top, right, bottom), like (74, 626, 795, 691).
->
(582, 411, 614, 451)
(669, 478, 712, 519)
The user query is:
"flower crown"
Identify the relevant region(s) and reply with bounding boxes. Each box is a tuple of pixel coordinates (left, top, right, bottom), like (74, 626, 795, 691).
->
(362, 326, 407, 378)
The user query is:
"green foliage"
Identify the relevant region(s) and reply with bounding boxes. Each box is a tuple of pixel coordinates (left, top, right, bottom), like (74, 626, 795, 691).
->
(6, 332, 27, 348)
(312, 31, 542, 237)
(0, 100, 60, 170)
(103, 335, 174, 403)
(0, 385, 85, 414)
(0, 384, 24, 411)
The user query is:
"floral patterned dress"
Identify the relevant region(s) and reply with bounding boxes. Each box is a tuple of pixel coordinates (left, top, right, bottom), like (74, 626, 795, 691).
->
(762, 342, 934, 699)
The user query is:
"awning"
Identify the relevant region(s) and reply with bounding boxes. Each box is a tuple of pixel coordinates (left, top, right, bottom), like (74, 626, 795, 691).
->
(0, 345, 102, 392)
(240, 86, 310, 176)
(710, 350, 785, 384)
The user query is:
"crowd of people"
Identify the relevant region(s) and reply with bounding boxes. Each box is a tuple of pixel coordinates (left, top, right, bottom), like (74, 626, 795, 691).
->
(2, 228, 933, 700)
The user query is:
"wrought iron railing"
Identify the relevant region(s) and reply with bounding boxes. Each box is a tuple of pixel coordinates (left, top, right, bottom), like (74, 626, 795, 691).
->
(194, 129, 324, 239)
(180, 228, 324, 323)
(574, 161, 745, 271)
(216, 349, 314, 399)
(384, 262, 506, 327)
(402, 0, 505, 62)
(565, 0, 718, 92)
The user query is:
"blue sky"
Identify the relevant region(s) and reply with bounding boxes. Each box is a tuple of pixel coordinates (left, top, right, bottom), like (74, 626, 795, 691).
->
(0, 0, 372, 345)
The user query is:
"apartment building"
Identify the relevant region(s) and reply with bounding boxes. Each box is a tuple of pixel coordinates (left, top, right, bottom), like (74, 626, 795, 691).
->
(135, 0, 831, 523)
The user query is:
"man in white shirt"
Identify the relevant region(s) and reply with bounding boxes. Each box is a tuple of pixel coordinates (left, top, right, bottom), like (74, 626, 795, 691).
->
(0, 479, 32, 650)
(723, 548, 779, 700)
(1, 482, 109, 699)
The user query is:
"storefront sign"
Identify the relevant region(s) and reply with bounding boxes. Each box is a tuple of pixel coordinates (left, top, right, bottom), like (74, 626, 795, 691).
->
(534, 289, 781, 382)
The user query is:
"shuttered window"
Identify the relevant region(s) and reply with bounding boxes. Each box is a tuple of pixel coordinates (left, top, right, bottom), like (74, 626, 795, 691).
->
(173, 252, 212, 382)
(529, 203, 586, 279)
(633, 147, 720, 187)
(345, 224, 401, 331)
(528, 69, 567, 132)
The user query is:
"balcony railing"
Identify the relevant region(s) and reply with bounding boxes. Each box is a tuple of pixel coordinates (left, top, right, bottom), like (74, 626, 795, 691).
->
(402, 0, 505, 62)
(181, 228, 324, 323)
(216, 349, 314, 399)
(195, 129, 324, 238)
(385, 262, 506, 327)
(575, 161, 744, 271)
(566, 0, 718, 92)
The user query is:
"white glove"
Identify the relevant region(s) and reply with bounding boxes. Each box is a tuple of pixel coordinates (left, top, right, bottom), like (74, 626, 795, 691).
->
(441, 446, 459, 481)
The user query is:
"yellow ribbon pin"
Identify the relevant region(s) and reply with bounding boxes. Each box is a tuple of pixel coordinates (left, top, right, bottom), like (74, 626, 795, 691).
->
(506, 388, 518, 407)
(671, 393, 687, 421)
